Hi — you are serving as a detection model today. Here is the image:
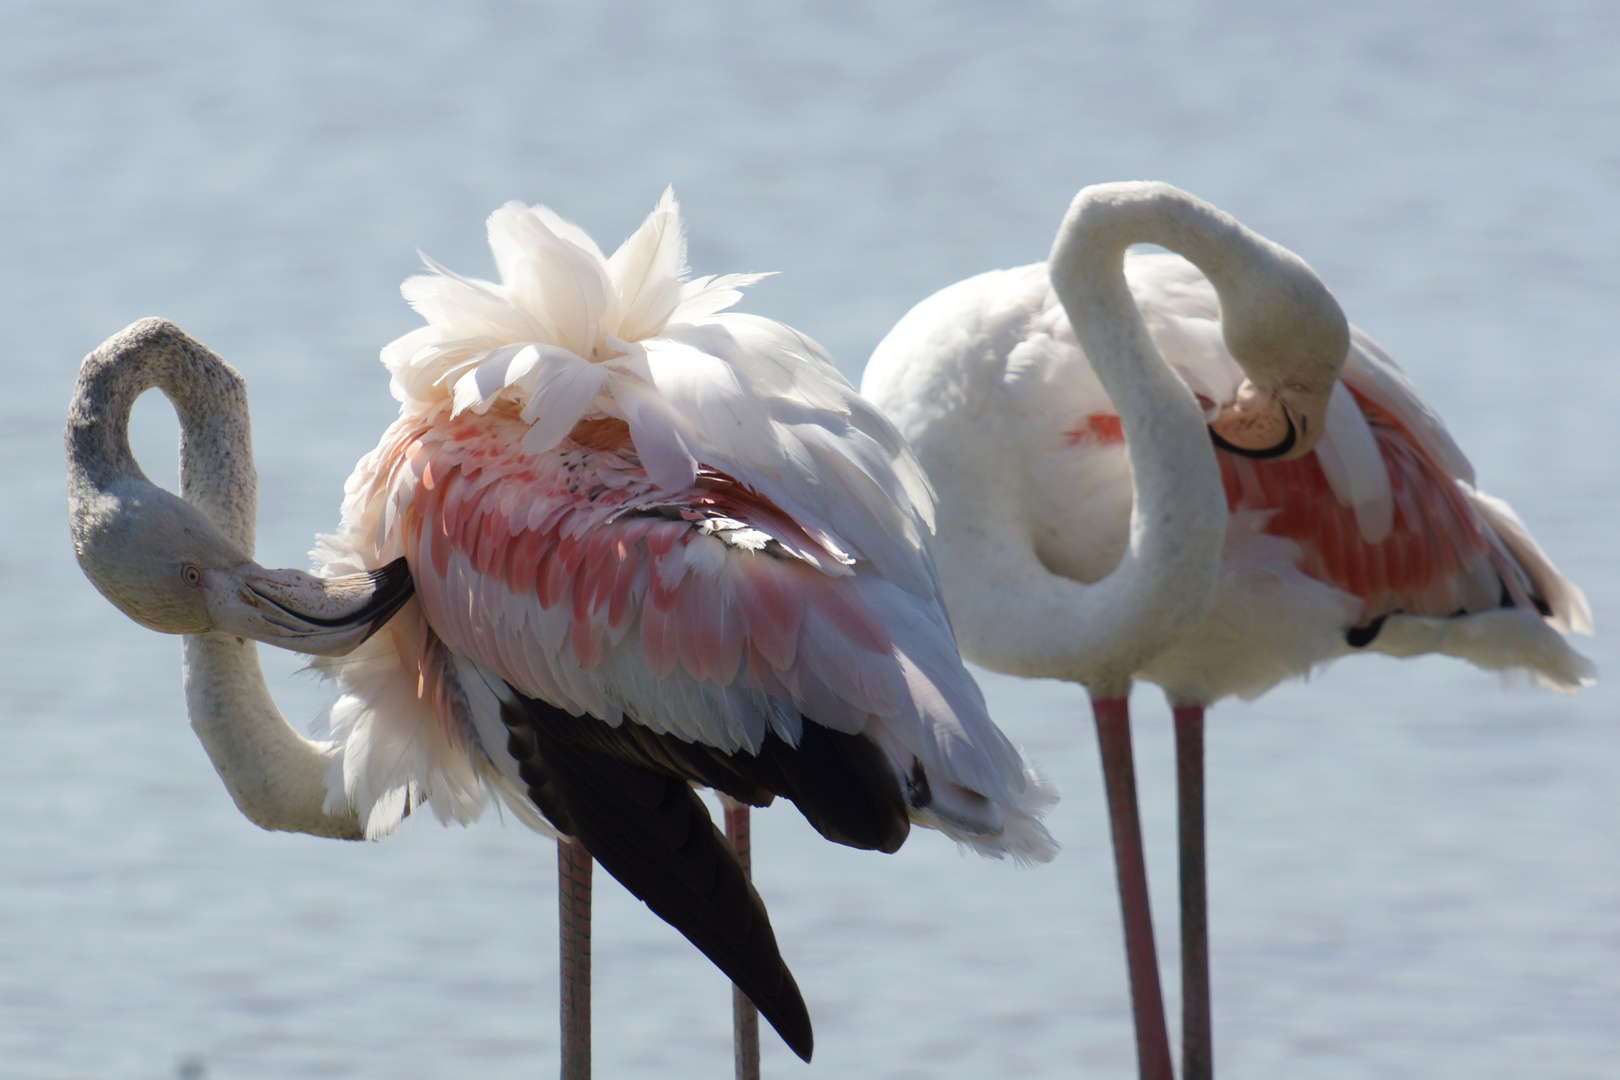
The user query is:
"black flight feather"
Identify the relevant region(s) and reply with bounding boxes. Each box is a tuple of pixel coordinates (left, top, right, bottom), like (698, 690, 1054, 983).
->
(500, 692, 815, 1062)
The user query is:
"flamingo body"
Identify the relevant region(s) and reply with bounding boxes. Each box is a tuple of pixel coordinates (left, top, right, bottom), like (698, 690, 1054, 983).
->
(300, 190, 1056, 1057)
(323, 404, 1052, 853)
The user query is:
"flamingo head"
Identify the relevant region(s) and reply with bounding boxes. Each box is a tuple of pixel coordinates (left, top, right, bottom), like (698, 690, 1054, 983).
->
(1207, 245, 1350, 461)
(72, 478, 412, 655)
(1207, 376, 1336, 461)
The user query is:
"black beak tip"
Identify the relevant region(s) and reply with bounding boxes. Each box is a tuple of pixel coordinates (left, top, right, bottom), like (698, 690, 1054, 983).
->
(354, 557, 415, 644)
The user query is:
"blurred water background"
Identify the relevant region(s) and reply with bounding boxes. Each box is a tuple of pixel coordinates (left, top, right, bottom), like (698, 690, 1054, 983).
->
(5, 2, 1619, 1077)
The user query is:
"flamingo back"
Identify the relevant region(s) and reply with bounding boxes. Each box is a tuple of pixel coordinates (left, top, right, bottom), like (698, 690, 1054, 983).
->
(306, 190, 1056, 864)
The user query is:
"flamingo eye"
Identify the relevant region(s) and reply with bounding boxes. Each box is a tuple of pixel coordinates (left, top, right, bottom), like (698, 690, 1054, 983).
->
(182, 565, 203, 587)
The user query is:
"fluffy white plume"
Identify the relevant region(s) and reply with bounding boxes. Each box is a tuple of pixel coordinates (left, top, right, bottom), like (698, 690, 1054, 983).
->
(384, 188, 771, 474)
(380, 187, 937, 592)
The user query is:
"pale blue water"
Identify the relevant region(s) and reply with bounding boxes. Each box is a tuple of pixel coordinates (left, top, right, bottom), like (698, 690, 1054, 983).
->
(4, 2, 1619, 1077)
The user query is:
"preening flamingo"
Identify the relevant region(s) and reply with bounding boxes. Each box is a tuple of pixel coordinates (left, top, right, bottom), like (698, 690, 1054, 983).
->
(862, 181, 1595, 1080)
(67, 190, 1060, 1072)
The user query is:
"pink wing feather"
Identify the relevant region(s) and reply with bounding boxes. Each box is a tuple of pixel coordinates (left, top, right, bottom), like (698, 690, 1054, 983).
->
(1220, 385, 1543, 623)
(364, 409, 940, 758)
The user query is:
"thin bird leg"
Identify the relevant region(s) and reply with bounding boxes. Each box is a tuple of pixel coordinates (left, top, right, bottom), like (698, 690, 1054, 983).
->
(558, 838, 593, 1080)
(724, 801, 762, 1080)
(1175, 703, 1212, 1080)
(1091, 695, 1174, 1080)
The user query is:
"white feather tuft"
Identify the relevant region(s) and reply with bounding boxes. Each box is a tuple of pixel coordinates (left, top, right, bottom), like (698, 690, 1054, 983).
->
(382, 189, 773, 496)
(311, 601, 492, 840)
(307, 475, 561, 841)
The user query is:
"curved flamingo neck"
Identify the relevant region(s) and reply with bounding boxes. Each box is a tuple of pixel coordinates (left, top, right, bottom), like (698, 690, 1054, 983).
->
(67, 319, 363, 840)
(1035, 182, 1351, 695)
(67, 318, 257, 554)
(1057, 183, 1348, 408)
(1042, 186, 1232, 693)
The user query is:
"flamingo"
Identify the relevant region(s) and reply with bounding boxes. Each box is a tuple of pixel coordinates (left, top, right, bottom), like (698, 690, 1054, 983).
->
(66, 190, 1064, 1074)
(861, 181, 1595, 1080)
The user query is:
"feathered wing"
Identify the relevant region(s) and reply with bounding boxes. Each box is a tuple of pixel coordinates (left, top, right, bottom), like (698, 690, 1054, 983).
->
(1331, 337, 1592, 632)
(323, 405, 1055, 861)
(1327, 339, 1593, 690)
(306, 404, 1055, 860)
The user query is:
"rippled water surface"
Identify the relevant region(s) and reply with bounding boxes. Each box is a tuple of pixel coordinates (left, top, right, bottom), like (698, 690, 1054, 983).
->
(5, 2, 1619, 1077)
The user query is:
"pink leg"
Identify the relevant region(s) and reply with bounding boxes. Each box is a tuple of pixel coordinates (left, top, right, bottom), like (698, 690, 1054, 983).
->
(1092, 695, 1174, 1080)
(558, 838, 593, 1080)
(724, 803, 762, 1080)
(1175, 703, 1212, 1080)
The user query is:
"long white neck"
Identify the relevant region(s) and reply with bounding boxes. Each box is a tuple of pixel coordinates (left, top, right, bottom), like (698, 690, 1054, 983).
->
(67, 318, 363, 839)
(1027, 186, 1223, 694)
(1040, 182, 1345, 695)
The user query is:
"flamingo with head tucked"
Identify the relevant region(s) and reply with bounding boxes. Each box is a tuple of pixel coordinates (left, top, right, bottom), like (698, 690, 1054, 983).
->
(862, 181, 1594, 1080)
(68, 190, 1065, 1074)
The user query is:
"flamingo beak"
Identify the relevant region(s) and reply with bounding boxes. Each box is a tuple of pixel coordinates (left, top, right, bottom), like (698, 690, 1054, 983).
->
(204, 557, 415, 656)
(1207, 382, 1331, 461)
